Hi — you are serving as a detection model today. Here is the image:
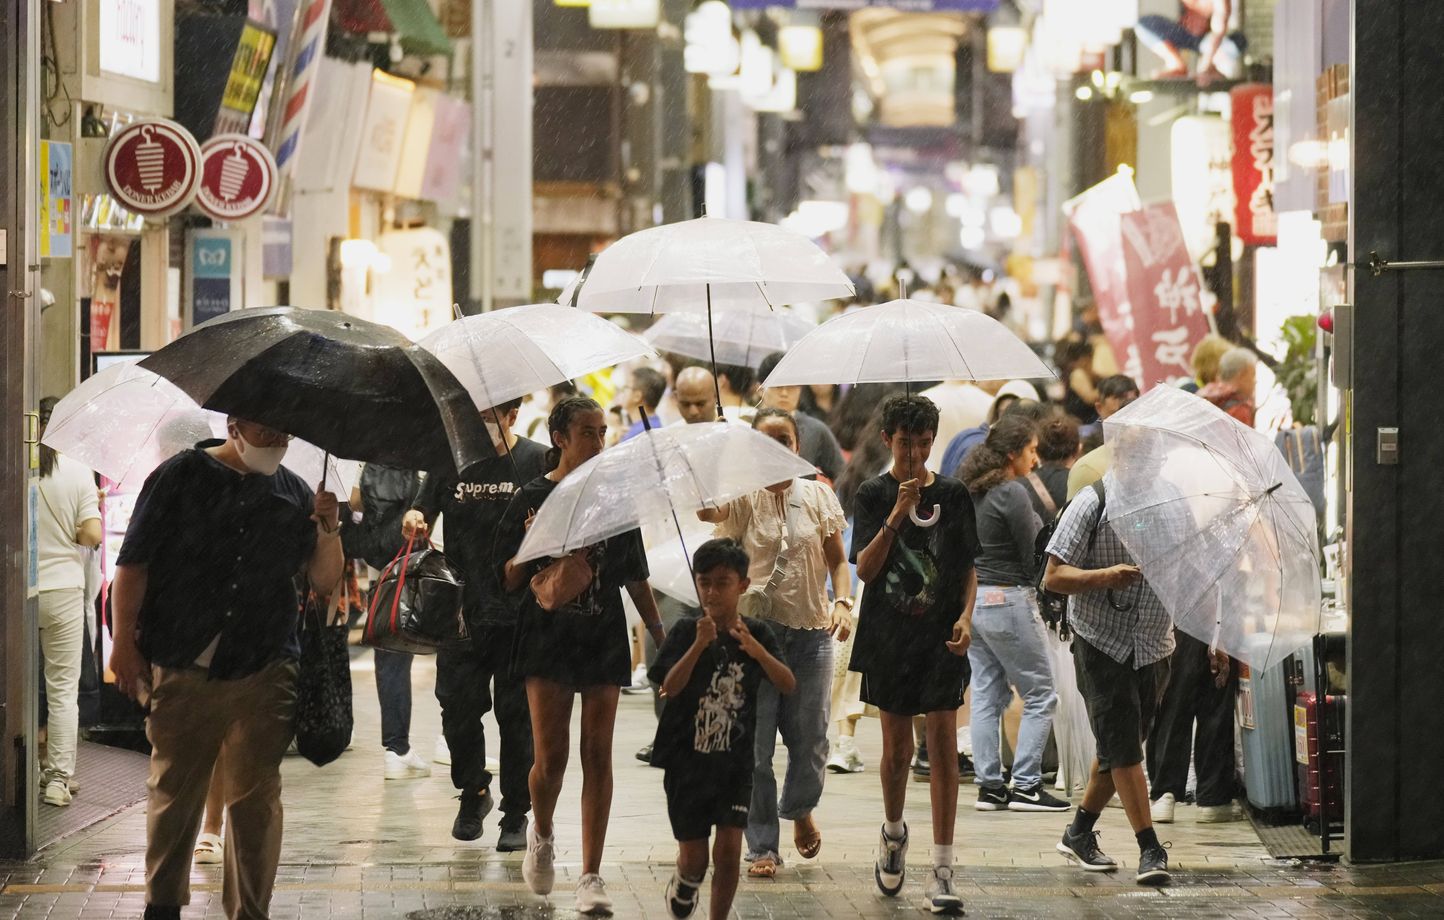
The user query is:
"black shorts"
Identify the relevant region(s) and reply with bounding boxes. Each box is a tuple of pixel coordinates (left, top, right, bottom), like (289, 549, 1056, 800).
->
(663, 766, 752, 842)
(859, 658, 970, 717)
(1072, 636, 1171, 772)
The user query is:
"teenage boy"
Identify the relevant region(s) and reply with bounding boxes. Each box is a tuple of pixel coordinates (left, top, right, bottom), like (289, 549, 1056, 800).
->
(649, 539, 796, 920)
(849, 395, 977, 915)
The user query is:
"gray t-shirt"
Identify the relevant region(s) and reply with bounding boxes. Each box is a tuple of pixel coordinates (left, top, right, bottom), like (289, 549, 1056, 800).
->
(972, 479, 1043, 587)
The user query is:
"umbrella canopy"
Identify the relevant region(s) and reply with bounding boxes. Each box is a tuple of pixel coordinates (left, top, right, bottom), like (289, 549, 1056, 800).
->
(141, 307, 492, 474)
(514, 423, 816, 564)
(418, 303, 656, 411)
(643, 309, 815, 370)
(1102, 385, 1322, 672)
(641, 517, 711, 605)
(42, 363, 360, 495)
(762, 298, 1053, 387)
(576, 216, 854, 315)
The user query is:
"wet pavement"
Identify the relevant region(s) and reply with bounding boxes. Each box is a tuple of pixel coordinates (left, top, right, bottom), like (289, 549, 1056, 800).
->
(3, 657, 1441, 919)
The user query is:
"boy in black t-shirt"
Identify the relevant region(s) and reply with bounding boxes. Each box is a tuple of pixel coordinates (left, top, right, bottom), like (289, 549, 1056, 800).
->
(650, 539, 796, 920)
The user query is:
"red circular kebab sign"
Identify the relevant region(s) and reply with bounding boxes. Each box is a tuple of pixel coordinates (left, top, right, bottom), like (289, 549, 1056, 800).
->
(196, 134, 278, 222)
(102, 119, 203, 218)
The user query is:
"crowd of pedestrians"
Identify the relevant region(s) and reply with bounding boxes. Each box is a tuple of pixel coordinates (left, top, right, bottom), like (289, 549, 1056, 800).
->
(67, 319, 1271, 920)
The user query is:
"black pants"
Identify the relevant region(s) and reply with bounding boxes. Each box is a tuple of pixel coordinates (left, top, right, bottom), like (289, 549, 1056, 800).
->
(435, 623, 532, 827)
(374, 648, 414, 755)
(1146, 630, 1238, 806)
(644, 596, 701, 720)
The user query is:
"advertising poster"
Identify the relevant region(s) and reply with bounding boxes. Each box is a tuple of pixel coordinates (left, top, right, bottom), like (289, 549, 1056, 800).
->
(1230, 83, 1278, 245)
(40, 141, 73, 258)
(88, 235, 133, 352)
(187, 229, 242, 328)
(1119, 203, 1213, 389)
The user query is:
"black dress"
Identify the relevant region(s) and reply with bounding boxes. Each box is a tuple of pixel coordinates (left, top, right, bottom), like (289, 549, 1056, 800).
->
(493, 475, 650, 689)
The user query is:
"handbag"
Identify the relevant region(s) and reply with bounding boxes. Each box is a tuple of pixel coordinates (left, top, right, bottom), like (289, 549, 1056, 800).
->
(363, 534, 468, 654)
(294, 599, 353, 767)
(531, 550, 595, 612)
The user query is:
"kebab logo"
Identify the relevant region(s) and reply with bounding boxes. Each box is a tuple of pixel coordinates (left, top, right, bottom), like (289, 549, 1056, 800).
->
(103, 119, 202, 218)
(195, 134, 277, 222)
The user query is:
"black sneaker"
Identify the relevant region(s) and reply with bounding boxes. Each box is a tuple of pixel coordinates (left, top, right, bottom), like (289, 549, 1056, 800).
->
(1009, 783, 1072, 812)
(1136, 844, 1170, 885)
(664, 870, 701, 918)
(636, 743, 653, 764)
(911, 742, 931, 781)
(452, 789, 494, 842)
(1056, 827, 1118, 872)
(497, 815, 527, 852)
(975, 784, 1009, 811)
(144, 907, 181, 920)
(957, 752, 975, 778)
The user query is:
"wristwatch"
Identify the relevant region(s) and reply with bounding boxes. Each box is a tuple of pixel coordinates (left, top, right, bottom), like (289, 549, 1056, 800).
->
(833, 597, 855, 610)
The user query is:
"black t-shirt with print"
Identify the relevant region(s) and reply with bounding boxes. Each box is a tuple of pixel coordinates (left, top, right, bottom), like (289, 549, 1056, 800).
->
(648, 615, 784, 772)
(415, 437, 548, 627)
(847, 472, 978, 674)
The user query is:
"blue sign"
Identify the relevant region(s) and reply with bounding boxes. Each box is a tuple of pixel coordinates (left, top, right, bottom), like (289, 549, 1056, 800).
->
(190, 233, 235, 326)
(726, 0, 998, 10)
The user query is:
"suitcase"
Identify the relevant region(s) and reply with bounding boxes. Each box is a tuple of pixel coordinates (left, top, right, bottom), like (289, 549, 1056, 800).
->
(1238, 643, 1299, 811)
(1295, 691, 1345, 830)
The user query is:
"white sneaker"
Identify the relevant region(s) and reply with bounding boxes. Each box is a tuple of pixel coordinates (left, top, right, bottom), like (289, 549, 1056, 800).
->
(522, 824, 556, 895)
(576, 872, 613, 915)
(1197, 802, 1240, 823)
(434, 735, 452, 766)
(1151, 792, 1176, 824)
(874, 823, 908, 896)
(193, 832, 224, 865)
(622, 664, 650, 695)
(42, 779, 71, 807)
(384, 749, 432, 780)
(826, 736, 865, 774)
(955, 726, 972, 757)
(925, 865, 963, 915)
(486, 756, 501, 775)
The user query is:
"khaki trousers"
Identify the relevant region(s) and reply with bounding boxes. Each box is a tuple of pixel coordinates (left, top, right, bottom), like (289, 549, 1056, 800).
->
(145, 659, 298, 920)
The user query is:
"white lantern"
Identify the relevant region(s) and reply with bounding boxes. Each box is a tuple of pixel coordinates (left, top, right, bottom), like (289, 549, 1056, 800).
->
(590, 0, 659, 29)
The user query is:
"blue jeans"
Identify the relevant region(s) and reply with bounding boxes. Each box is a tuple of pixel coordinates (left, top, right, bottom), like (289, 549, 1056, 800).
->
(374, 648, 414, 756)
(746, 625, 835, 863)
(1136, 14, 1247, 56)
(968, 587, 1057, 789)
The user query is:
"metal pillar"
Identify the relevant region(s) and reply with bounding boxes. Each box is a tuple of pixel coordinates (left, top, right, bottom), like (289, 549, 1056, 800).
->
(0, 0, 42, 859)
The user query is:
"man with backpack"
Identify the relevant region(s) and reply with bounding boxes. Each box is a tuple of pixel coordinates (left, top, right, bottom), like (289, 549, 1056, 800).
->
(1042, 474, 1175, 886)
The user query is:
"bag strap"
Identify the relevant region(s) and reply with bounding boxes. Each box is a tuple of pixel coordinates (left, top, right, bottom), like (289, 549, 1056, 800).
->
(365, 533, 416, 642)
(1024, 472, 1057, 517)
(387, 534, 420, 634)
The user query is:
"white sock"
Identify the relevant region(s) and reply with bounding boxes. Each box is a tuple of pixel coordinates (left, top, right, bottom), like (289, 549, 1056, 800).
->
(933, 844, 953, 869)
(884, 819, 906, 838)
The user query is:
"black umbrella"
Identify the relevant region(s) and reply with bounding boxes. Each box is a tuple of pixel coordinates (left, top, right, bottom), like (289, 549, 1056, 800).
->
(140, 307, 493, 474)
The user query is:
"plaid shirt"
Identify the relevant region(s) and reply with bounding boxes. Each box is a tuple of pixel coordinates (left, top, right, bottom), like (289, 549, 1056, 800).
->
(1045, 479, 1175, 666)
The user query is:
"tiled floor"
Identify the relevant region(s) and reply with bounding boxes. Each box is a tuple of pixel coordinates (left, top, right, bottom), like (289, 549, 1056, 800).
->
(4, 658, 1439, 919)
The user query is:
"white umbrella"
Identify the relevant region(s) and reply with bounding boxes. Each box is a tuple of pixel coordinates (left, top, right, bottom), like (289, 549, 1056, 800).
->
(643, 309, 815, 370)
(43, 363, 359, 496)
(1102, 385, 1322, 672)
(576, 216, 853, 316)
(418, 303, 657, 411)
(762, 298, 1053, 387)
(641, 517, 710, 605)
(514, 423, 816, 564)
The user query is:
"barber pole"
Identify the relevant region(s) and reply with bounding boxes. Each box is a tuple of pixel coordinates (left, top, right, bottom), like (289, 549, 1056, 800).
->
(268, 0, 331, 210)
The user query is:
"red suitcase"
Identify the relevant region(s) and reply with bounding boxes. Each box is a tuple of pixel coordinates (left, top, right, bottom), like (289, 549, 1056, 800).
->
(1295, 691, 1345, 827)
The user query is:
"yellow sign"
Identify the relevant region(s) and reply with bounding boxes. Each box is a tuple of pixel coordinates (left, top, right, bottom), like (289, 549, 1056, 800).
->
(221, 24, 277, 115)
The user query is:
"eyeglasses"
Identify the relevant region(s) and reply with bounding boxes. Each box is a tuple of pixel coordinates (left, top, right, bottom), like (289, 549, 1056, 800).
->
(235, 422, 293, 447)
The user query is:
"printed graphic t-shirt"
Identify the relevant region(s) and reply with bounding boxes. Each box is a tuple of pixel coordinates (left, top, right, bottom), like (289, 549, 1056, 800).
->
(648, 615, 783, 773)
(848, 472, 978, 674)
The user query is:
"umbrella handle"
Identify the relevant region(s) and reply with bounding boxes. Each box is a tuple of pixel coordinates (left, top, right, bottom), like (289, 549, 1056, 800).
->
(910, 504, 941, 528)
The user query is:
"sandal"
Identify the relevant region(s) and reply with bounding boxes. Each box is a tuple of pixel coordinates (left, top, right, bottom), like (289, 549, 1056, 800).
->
(747, 857, 778, 879)
(193, 833, 224, 866)
(793, 814, 822, 860)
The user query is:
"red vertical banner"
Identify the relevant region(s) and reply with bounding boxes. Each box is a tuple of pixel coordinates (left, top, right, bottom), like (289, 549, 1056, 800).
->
(1120, 203, 1213, 389)
(1230, 83, 1277, 245)
(1066, 172, 1145, 383)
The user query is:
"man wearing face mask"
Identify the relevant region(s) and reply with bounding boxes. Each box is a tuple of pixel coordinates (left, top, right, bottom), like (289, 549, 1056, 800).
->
(109, 417, 343, 920)
(402, 396, 547, 850)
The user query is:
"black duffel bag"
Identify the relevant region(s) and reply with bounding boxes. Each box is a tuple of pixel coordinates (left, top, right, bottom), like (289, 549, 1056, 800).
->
(363, 535, 468, 654)
(294, 601, 354, 767)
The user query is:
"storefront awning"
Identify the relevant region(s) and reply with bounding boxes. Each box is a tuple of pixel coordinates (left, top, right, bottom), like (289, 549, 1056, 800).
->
(335, 0, 454, 57)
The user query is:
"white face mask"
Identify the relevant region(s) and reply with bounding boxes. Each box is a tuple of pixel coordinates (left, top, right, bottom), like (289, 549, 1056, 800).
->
(235, 433, 288, 476)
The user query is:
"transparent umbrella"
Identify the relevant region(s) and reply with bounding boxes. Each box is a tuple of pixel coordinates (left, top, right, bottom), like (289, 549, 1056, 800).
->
(762, 298, 1053, 388)
(514, 423, 816, 565)
(643, 309, 814, 370)
(418, 303, 656, 412)
(1102, 385, 1322, 672)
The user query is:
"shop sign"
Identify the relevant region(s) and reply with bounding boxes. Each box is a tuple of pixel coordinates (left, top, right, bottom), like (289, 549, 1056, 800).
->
(1066, 171, 1143, 383)
(98, 0, 161, 83)
(353, 70, 416, 193)
(1230, 83, 1277, 245)
(394, 88, 439, 200)
(103, 119, 203, 219)
(187, 229, 242, 328)
(373, 228, 452, 340)
(215, 22, 278, 136)
(40, 141, 73, 259)
(196, 134, 278, 222)
(420, 94, 469, 203)
(1119, 203, 1212, 389)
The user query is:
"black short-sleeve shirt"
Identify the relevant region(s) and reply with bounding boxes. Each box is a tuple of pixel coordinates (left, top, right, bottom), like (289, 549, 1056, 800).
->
(647, 615, 783, 772)
(116, 442, 317, 679)
(848, 472, 978, 674)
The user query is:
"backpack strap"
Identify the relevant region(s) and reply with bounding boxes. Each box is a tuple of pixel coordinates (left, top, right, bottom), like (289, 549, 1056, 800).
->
(1024, 471, 1057, 517)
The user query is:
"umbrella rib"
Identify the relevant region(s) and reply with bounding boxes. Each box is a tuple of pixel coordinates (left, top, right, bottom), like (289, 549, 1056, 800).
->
(932, 308, 978, 380)
(1111, 423, 1259, 491)
(1172, 501, 1263, 633)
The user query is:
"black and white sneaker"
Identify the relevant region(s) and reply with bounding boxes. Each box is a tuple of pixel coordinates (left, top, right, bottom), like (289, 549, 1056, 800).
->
(1056, 827, 1118, 872)
(1009, 783, 1072, 812)
(975, 784, 1009, 811)
(874, 823, 909, 896)
(911, 743, 931, 782)
(1136, 844, 1171, 885)
(664, 870, 701, 918)
(924, 865, 964, 915)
